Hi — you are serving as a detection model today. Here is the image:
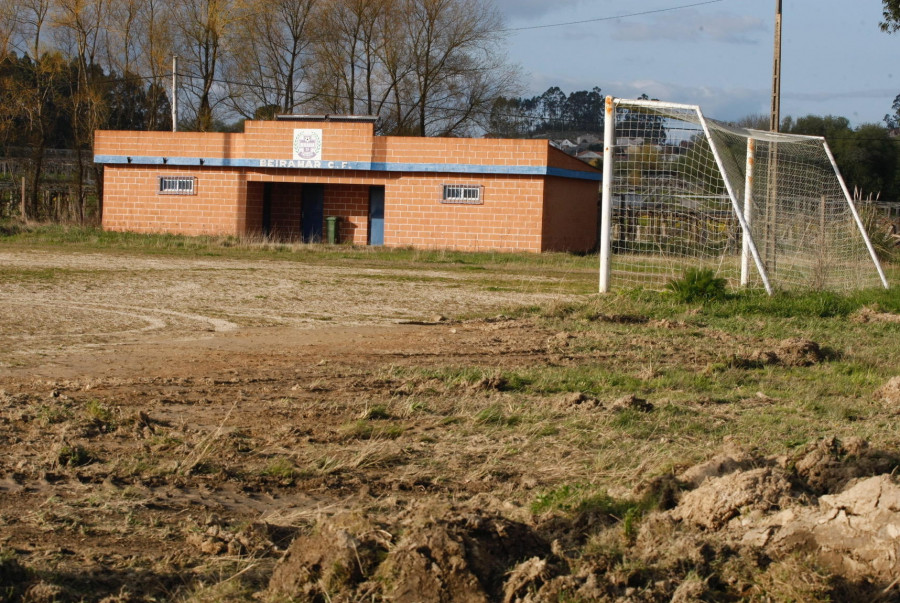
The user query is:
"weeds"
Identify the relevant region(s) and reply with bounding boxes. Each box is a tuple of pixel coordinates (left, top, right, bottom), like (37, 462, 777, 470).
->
(531, 483, 658, 521)
(363, 404, 392, 420)
(666, 268, 728, 303)
(85, 399, 115, 428)
(36, 403, 73, 426)
(57, 444, 95, 467)
(261, 458, 295, 481)
(473, 404, 520, 427)
(339, 419, 404, 441)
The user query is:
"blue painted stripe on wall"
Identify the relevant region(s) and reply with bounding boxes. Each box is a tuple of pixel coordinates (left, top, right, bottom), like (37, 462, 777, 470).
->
(94, 155, 602, 181)
(547, 167, 603, 182)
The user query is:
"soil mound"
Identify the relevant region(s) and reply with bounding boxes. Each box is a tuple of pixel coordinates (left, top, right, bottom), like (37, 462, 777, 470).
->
(554, 391, 603, 412)
(677, 451, 757, 488)
(730, 337, 827, 369)
(381, 509, 554, 602)
(267, 512, 390, 600)
(774, 337, 825, 366)
(851, 306, 900, 324)
(762, 475, 900, 581)
(610, 394, 654, 412)
(672, 466, 796, 530)
(876, 376, 900, 405)
(268, 507, 555, 602)
(657, 437, 900, 585)
(792, 436, 899, 495)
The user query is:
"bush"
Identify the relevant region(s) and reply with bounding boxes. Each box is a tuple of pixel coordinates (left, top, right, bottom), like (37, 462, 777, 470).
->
(666, 268, 728, 303)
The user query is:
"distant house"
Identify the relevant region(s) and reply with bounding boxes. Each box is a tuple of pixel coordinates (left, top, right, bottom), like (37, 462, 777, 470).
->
(575, 150, 603, 162)
(551, 139, 578, 152)
(616, 137, 645, 147)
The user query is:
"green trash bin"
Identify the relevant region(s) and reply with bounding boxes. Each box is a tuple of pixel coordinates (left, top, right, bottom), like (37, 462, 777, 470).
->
(325, 216, 340, 244)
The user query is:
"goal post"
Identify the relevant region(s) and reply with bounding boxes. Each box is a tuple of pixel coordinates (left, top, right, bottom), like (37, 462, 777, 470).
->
(599, 96, 889, 294)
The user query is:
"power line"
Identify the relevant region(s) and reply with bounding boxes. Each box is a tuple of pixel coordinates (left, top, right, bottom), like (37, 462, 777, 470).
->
(498, 0, 729, 33)
(175, 71, 900, 138)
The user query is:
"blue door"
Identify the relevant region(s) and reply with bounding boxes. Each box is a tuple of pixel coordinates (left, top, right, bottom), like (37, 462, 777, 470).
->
(301, 184, 324, 242)
(368, 186, 385, 246)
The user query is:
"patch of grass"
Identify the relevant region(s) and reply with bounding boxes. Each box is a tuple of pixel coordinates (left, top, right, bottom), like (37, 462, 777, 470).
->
(666, 268, 728, 303)
(473, 404, 520, 427)
(85, 399, 115, 428)
(261, 457, 295, 481)
(363, 404, 392, 420)
(705, 286, 900, 319)
(531, 483, 655, 519)
(36, 403, 74, 426)
(340, 419, 404, 440)
(533, 424, 560, 437)
(57, 444, 96, 467)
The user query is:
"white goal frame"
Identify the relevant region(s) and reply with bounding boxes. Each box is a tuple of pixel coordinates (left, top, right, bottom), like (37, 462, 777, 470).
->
(599, 96, 889, 294)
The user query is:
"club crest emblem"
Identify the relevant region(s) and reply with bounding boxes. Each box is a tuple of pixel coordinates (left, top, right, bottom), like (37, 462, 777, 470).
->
(293, 129, 323, 161)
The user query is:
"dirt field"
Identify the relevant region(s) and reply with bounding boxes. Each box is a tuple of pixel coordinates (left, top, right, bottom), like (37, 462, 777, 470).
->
(1, 247, 899, 602)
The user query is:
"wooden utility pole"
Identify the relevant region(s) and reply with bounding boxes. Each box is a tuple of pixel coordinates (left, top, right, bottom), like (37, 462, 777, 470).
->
(172, 55, 178, 133)
(770, 0, 782, 132)
(765, 0, 782, 272)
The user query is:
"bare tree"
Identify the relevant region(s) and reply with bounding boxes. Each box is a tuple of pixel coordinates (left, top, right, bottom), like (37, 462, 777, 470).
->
(0, 0, 19, 57)
(224, 0, 317, 118)
(13, 0, 52, 58)
(105, 0, 141, 75)
(311, 0, 371, 114)
(174, 0, 243, 131)
(7, 0, 58, 220)
(305, 0, 515, 135)
(397, 0, 517, 136)
(135, 0, 174, 130)
(52, 0, 112, 221)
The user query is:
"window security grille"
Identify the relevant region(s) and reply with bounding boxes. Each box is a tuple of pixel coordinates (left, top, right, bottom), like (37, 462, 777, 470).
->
(158, 176, 196, 195)
(441, 184, 483, 204)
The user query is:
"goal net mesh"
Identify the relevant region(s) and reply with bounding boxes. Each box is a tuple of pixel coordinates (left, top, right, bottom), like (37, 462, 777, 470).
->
(606, 100, 884, 292)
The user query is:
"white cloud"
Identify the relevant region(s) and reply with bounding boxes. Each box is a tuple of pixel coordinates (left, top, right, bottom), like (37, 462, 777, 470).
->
(784, 88, 898, 102)
(493, 0, 589, 24)
(611, 11, 766, 45)
(523, 74, 769, 122)
(611, 80, 762, 118)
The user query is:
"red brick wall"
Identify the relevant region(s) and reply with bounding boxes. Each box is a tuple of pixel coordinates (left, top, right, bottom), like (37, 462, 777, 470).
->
(102, 164, 553, 252)
(102, 165, 247, 236)
(243, 120, 376, 163)
(373, 136, 550, 167)
(547, 145, 600, 172)
(242, 182, 264, 234)
(383, 175, 545, 252)
(323, 184, 371, 244)
(94, 131, 246, 161)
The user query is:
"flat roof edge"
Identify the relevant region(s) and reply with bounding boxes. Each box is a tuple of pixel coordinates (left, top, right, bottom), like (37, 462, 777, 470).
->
(274, 114, 379, 123)
(93, 155, 603, 182)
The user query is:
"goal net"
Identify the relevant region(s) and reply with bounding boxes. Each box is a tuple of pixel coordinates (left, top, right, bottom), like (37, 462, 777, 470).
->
(598, 97, 889, 293)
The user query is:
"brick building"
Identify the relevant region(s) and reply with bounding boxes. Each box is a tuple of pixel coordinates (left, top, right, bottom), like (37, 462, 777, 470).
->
(94, 116, 601, 253)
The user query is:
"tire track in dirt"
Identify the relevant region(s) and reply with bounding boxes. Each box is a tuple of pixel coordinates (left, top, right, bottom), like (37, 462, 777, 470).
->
(0, 298, 240, 365)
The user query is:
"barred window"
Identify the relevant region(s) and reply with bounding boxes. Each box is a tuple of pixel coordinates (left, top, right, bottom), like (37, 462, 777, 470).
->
(441, 184, 483, 204)
(158, 176, 196, 195)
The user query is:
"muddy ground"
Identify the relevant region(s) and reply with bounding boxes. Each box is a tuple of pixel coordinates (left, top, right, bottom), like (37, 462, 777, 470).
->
(1, 249, 899, 602)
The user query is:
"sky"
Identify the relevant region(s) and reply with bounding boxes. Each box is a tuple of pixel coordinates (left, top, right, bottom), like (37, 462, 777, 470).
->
(494, 0, 898, 127)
